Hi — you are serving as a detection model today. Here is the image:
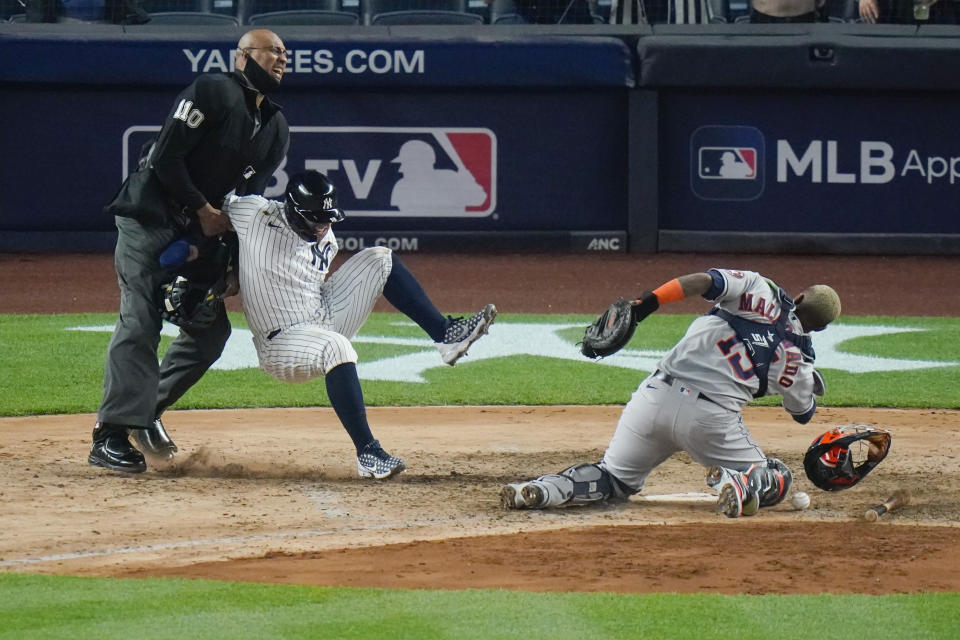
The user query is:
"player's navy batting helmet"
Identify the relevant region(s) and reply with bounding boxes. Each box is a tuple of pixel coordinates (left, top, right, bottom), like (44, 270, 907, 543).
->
(284, 171, 345, 242)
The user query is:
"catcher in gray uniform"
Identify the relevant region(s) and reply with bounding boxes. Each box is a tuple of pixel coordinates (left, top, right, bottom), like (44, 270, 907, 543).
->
(502, 268, 841, 518)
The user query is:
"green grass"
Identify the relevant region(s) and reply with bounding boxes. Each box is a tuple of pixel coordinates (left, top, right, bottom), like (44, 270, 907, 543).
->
(1, 573, 958, 640)
(1, 312, 959, 415)
(2, 312, 960, 636)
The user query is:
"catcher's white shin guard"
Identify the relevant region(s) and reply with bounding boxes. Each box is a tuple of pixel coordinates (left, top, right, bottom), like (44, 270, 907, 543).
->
(500, 477, 571, 509)
(501, 463, 622, 510)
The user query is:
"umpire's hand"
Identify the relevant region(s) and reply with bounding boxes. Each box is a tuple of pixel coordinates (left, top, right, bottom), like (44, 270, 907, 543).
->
(196, 203, 230, 236)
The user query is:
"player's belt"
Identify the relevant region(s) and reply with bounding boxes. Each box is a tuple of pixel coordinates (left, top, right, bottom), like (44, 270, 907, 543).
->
(652, 370, 721, 407)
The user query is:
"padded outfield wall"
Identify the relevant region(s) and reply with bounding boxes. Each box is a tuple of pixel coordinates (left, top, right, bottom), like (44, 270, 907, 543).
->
(1, 23, 959, 254)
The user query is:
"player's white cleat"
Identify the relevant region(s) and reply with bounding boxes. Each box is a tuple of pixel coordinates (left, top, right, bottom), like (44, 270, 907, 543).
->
(500, 481, 548, 509)
(706, 466, 759, 518)
(357, 440, 406, 479)
(437, 303, 497, 366)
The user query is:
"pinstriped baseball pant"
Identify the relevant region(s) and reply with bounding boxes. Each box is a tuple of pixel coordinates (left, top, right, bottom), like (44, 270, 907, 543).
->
(255, 247, 392, 382)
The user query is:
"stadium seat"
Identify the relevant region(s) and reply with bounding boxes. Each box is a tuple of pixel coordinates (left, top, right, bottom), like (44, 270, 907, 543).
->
(144, 10, 239, 22)
(361, 0, 468, 25)
(146, 0, 212, 11)
(488, 0, 520, 22)
(371, 9, 482, 23)
(492, 11, 523, 22)
(707, 0, 730, 21)
(240, 0, 347, 23)
(247, 8, 358, 22)
(7, 12, 102, 21)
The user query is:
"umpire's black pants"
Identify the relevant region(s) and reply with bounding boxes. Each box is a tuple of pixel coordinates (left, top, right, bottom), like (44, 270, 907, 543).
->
(97, 215, 231, 428)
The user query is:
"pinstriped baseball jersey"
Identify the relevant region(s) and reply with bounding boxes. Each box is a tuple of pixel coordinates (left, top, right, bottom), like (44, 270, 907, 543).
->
(657, 269, 816, 417)
(223, 194, 336, 338)
(223, 194, 390, 380)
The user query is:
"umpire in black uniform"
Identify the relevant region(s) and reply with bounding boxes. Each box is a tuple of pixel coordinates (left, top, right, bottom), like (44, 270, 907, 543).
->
(90, 29, 291, 473)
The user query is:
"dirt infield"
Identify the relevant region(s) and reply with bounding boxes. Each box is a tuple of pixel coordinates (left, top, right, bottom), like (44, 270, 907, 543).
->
(1, 252, 959, 594)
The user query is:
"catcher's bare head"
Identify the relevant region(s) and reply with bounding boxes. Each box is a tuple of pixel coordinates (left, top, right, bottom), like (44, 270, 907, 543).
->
(794, 284, 840, 333)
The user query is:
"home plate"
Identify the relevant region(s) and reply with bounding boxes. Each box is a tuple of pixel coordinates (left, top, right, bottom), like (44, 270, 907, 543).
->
(632, 492, 715, 503)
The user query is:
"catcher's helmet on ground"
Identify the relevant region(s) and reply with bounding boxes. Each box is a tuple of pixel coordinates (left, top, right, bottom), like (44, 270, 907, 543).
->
(803, 425, 891, 491)
(159, 275, 224, 329)
(284, 170, 345, 242)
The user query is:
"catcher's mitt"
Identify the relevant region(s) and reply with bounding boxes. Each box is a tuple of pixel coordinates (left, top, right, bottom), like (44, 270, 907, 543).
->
(159, 275, 226, 329)
(580, 298, 638, 359)
(803, 425, 892, 491)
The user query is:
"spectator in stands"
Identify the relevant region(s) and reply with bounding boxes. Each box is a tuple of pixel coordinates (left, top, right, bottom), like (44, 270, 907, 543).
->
(90, 29, 291, 474)
(749, 0, 824, 21)
(487, 0, 598, 23)
(608, 0, 715, 23)
(859, 0, 957, 23)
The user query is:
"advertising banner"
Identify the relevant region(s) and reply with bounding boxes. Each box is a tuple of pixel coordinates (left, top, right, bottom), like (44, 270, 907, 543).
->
(659, 91, 960, 234)
(0, 87, 628, 248)
(0, 31, 635, 88)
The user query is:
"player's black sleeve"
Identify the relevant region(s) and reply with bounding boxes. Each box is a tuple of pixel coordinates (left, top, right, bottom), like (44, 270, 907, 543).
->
(151, 75, 225, 212)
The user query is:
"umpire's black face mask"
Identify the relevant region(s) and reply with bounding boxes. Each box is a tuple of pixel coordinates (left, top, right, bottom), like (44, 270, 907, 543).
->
(241, 54, 280, 95)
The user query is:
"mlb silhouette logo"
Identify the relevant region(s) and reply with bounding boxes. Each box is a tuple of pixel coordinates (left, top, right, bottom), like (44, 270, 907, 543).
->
(698, 147, 757, 180)
(690, 126, 765, 201)
(286, 126, 497, 218)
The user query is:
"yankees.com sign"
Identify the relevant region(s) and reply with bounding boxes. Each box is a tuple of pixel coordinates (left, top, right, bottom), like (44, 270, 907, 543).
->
(123, 125, 497, 219)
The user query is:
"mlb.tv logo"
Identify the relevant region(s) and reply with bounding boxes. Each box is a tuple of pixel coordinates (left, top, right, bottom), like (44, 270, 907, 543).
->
(690, 126, 765, 201)
(122, 125, 497, 218)
(284, 126, 497, 218)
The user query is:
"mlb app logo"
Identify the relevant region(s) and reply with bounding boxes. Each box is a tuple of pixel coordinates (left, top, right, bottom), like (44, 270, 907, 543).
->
(698, 147, 757, 180)
(122, 125, 497, 218)
(690, 126, 765, 201)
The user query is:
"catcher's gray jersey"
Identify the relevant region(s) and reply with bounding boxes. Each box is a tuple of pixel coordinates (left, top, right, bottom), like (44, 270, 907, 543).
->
(224, 194, 391, 381)
(601, 268, 819, 491)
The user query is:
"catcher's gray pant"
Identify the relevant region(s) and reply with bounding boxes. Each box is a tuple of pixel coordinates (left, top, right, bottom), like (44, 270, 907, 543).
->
(254, 247, 392, 382)
(600, 371, 766, 492)
(98, 215, 231, 428)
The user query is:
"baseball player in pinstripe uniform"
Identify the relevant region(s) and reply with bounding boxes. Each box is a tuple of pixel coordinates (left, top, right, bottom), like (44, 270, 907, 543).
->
(218, 170, 496, 478)
(502, 268, 840, 517)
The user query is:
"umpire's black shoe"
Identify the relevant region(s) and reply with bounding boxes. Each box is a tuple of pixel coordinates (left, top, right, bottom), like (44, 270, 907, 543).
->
(129, 418, 178, 459)
(89, 422, 147, 474)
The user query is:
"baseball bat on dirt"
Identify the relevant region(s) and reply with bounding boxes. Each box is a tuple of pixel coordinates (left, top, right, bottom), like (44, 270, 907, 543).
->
(863, 489, 910, 522)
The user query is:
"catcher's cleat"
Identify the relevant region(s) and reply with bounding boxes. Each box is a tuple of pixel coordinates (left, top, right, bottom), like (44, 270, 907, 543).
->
(706, 466, 759, 518)
(437, 304, 497, 366)
(500, 481, 548, 509)
(129, 418, 178, 460)
(357, 440, 406, 479)
(89, 422, 147, 474)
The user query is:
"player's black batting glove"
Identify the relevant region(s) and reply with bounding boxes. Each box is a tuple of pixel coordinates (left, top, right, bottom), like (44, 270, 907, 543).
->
(631, 291, 660, 324)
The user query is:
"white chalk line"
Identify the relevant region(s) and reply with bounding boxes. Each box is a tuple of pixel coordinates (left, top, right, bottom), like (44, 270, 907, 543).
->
(0, 517, 475, 568)
(633, 492, 715, 503)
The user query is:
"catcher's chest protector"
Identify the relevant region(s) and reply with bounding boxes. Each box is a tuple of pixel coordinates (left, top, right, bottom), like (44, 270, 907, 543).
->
(709, 287, 797, 398)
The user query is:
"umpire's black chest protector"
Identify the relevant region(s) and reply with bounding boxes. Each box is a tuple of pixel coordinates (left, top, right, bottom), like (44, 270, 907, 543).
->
(709, 288, 807, 398)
